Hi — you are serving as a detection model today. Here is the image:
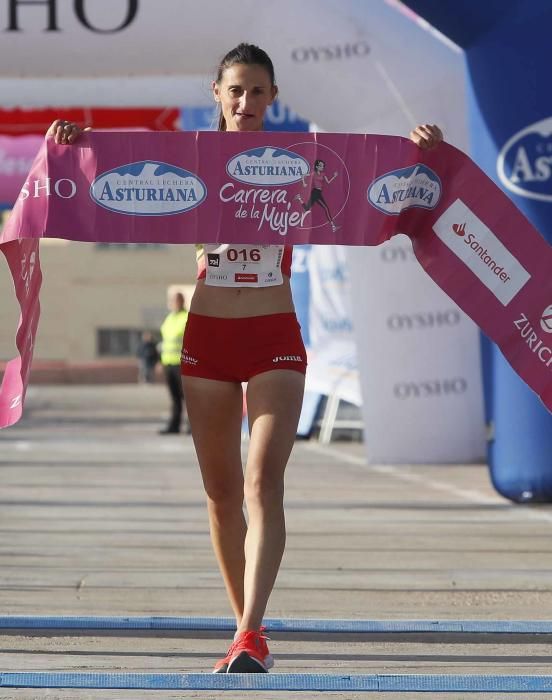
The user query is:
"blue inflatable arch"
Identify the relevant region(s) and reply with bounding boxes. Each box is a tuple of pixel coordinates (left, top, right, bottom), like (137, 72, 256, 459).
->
(402, 0, 552, 501)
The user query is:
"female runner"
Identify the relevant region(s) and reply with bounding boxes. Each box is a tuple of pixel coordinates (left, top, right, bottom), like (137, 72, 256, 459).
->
(48, 42, 443, 674)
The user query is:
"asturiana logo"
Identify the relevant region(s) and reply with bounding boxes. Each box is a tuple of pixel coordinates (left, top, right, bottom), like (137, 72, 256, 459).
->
(367, 164, 441, 215)
(90, 161, 207, 216)
(226, 147, 310, 186)
(497, 116, 552, 202)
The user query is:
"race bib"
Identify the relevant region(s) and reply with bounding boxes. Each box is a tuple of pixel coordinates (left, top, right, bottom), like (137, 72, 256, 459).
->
(204, 244, 284, 287)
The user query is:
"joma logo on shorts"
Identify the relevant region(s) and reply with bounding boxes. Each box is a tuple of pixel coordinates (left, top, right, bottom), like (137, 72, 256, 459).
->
(273, 355, 303, 363)
(181, 350, 198, 365)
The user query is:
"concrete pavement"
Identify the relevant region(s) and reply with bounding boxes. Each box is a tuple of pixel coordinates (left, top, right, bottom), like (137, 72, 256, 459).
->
(1, 384, 551, 699)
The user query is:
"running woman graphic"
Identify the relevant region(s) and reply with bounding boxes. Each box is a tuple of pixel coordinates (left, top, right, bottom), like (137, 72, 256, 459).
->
(295, 159, 339, 232)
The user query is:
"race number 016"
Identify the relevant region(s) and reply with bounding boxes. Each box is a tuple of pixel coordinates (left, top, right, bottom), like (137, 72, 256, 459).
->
(227, 248, 261, 263)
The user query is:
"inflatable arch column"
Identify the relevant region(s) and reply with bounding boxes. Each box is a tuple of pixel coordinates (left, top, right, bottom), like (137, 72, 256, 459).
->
(403, 0, 552, 501)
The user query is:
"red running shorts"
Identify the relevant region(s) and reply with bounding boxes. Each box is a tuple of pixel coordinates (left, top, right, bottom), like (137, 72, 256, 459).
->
(180, 312, 307, 383)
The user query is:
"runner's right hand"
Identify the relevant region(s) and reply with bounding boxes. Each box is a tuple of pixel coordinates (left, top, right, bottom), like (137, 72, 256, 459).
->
(46, 119, 91, 145)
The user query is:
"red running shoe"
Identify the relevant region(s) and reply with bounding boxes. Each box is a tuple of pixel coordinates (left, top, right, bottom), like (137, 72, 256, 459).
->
(213, 629, 273, 673)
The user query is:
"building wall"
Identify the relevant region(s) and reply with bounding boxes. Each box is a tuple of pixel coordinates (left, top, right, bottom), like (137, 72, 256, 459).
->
(0, 238, 197, 362)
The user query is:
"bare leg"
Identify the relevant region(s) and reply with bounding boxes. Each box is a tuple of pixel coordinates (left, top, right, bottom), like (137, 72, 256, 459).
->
(316, 197, 337, 227)
(182, 376, 246, 624)
(238, 369, 305, 632)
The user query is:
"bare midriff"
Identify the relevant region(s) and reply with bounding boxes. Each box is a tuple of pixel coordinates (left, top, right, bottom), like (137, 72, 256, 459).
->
(189, 278, 295, 318)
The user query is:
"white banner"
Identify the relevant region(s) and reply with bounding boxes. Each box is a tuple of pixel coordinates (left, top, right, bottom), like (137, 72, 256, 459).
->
(0, 0, 466, 137)
(307, 246, 361, 406)
(348, 236, 486, 463)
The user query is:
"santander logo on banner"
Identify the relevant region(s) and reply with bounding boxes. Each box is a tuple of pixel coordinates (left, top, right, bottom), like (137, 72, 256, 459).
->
(497, 116, 552, 202)
(90, 161, 206, 216)
(432, 198, 531, 306)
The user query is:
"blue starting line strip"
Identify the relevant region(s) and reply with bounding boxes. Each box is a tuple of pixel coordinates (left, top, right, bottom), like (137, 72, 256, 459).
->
(0, 616, 551, 634)
(0, 673, 551, 692)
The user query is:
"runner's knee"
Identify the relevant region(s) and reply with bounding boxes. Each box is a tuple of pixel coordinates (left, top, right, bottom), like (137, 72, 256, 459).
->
(244, 471, 284, 508)
(203, 477, 244, 510)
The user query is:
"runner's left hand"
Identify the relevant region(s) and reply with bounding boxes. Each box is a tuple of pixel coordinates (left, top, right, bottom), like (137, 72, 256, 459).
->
(409, 124, 443, 150)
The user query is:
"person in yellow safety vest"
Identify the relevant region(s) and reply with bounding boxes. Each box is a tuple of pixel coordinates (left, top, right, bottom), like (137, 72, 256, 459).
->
(159, 291, 189, 434)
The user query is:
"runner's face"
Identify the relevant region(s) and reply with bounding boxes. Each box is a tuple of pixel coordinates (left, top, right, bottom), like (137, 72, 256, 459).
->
(213, 63, 277, 132)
